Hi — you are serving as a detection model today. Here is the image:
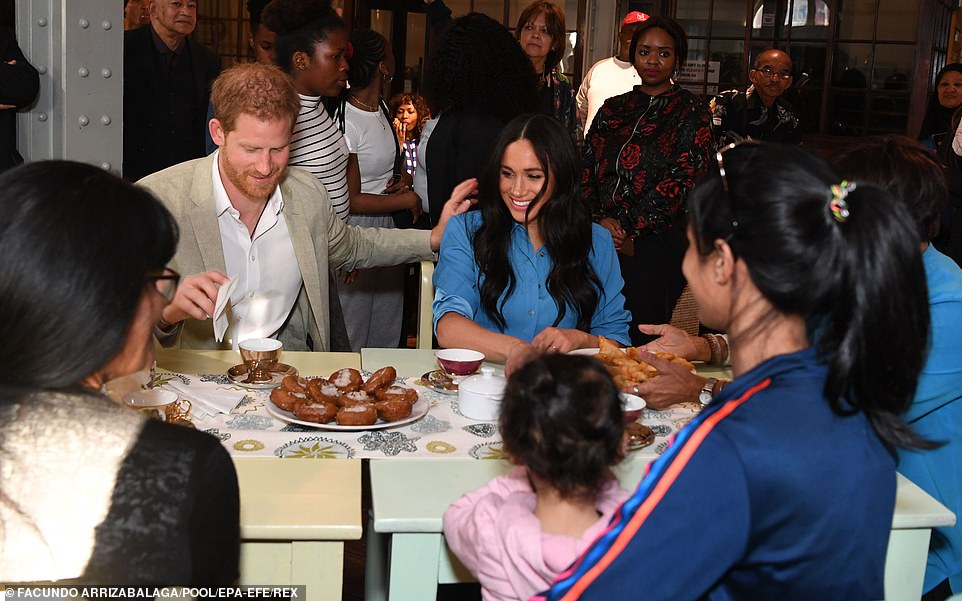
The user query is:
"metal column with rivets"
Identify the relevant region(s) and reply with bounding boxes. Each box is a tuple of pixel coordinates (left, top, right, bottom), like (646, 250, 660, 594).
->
(16, 1, 122, 173)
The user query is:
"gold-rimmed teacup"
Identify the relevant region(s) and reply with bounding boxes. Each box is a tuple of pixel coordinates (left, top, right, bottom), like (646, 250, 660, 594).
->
(123, 389, 191, 422)
(239, 338, 283, 383)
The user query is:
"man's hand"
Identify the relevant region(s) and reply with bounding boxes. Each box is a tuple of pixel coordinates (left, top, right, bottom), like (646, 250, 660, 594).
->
(430, 177, 478, 250)
(531, 327, 593, 354)
(636, 324, 711, 361)
(161, 270, 230, 325)
(631, 350, 705, 409)
(598, 217, 626, 251)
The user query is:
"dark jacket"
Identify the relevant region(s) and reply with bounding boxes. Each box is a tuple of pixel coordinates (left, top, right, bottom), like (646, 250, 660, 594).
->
(123, 25, 220, 181)
(0, 27, 39, 173)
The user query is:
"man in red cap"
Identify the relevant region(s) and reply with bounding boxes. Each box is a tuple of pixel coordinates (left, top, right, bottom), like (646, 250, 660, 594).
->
(576, 10, 649, 136)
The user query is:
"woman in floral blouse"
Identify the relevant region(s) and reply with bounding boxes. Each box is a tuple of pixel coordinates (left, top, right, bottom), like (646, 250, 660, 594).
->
(582, 16, 711, 345)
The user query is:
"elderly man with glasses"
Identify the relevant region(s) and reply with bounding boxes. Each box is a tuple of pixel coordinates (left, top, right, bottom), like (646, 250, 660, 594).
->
(709, 48, 801, 147)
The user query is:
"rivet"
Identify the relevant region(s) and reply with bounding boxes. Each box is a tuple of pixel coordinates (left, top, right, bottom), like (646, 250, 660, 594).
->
(79, 67, 89, 78)
(101, 68, 112, 78)
(79, 18, 89, 29)
(79, 115, 89, 127)
(102, 20, 112, 30)
(37, 17, 47, 27)
(38, 113, 48, 122)
(101, 115, 111, 126)
(100, 162, 111, 171)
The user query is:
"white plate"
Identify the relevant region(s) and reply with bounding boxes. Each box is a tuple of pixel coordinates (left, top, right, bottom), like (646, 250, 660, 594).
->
(567, 348, 602, 356)
(266, 395, 430, 431)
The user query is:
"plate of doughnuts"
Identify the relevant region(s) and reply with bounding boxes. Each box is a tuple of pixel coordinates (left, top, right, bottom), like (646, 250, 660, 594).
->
(265, 366, 429, 431)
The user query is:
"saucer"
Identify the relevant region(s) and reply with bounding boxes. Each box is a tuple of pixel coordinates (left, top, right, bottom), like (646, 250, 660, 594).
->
(625, 422, 655, 451)
(417, 369, 460, 395)
(227, 363, 298, 389)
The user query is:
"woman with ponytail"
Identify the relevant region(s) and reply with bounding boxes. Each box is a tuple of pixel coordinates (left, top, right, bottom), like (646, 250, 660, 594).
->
(536, 142, 932, 600)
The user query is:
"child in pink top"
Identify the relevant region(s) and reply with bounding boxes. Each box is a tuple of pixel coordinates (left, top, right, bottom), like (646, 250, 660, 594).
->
(442, 354, 631, 601)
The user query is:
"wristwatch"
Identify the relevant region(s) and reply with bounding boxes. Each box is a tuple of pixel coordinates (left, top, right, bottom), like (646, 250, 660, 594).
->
(699, 377, 718, 407)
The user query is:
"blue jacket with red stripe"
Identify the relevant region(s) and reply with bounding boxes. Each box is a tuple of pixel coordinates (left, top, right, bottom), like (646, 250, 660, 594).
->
(534, 347, 894, 601)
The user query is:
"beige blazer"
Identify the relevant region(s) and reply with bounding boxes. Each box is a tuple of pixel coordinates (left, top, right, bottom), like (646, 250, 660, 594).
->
(139, 153, 433, 350)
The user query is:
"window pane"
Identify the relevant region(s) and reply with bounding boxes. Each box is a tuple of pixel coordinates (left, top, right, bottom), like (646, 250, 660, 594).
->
(676, 0, 711, 37)
(788, 0, 829, 40)
(403, 13, 427, 93)
(751, 0, 783, 39)
(712, 0, 748, 37)
(786, 42, 827, 133)
(829, 43, 871, 136)
(877, 0, 918, 42)
(371, 9, 392, 43)
(678, 38, 710, 92)
(508, 0, 527, 26)
(836, 0, 876, 40)
(709, 39, 745, 91)
(872, 44, 913, 90)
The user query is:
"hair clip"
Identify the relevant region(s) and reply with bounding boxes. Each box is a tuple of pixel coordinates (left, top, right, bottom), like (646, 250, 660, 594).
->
(829, 180, 855, 223)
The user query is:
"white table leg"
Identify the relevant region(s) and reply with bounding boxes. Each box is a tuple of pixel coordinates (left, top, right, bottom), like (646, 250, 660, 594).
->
(884, 528, 931, 601)
(386, 533, 442, 601)
(239, 541, 344, 601)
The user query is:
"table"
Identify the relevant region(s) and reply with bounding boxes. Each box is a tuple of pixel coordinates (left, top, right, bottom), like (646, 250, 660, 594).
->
(154, 350, 364, 601)
(359, 349, 956, 601)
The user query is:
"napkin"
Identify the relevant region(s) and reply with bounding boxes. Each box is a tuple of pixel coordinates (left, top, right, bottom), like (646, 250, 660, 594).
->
(212, 277, 238, 343)
(162, 376, 247, 419)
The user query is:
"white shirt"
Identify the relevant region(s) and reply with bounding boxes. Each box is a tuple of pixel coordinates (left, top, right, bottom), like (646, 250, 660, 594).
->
(211, 152, 302, 349)
(576, 56, 642, 137)
(343, 102, 395, 195)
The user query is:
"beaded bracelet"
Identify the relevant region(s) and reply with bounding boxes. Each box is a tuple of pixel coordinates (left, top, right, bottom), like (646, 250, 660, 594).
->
(701, 333, 730, 366)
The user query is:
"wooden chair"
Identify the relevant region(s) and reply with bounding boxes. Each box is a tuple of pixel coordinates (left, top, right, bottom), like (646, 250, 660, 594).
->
(416, 260, 435, 349)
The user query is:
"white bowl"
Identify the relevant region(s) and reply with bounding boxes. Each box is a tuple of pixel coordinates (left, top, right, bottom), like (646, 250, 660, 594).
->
(621, 392, 647, 423)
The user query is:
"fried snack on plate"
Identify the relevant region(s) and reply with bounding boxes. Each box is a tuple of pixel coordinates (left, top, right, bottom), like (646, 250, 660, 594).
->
(595, 336, 692, 391)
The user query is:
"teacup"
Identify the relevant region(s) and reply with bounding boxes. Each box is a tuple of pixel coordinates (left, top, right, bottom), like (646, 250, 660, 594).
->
(435, 348, 485, 377)
(239, 338, 283, 382)
(123, 389, 191, 422)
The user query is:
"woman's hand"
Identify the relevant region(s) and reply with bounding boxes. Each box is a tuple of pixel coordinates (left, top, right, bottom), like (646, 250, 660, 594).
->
(430, 178, 478, 250)
(599, 217, 627, 251)
(636, 324, 711, 361)
(531, 327, 593, 354)
(504, 340, 538, 377)
(630, 350, 706, 409)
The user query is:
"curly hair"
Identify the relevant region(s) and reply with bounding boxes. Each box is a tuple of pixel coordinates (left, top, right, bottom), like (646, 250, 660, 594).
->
(388, 92, 431, 141)
(515, 1, 566, 73)
(473, 113, 601, 331)
(262, 0, 346, 74)
(423, 12, 537, 122)
(212, 63, 301, 132)
(500, 354, 625, 501)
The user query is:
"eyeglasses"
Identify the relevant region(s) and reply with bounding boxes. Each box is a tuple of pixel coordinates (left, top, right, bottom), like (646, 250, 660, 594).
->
(146, 267, 181, 302)
(715, 140, 762, 237)
(754, 66, 792, 80)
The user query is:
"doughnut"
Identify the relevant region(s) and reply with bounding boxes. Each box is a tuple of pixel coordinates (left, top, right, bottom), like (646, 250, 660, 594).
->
(307, 378, 340, 404)
(375, 399, 413, 422)
(340, 390, 372, 407)
(335, 403, 378, 426)
(270, 388, 310, 412)
(281, 375, 309, 393)
(362, 366, 397, 394)
(293, 401, 338, 424)
(375, 385, 418, 406)
(330, 368, 363, 392)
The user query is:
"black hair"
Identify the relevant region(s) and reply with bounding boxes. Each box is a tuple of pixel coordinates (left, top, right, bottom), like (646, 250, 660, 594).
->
(834, 135, 948, 243)
(388, 92, 431, 142)
(246, 0, 271, 31)
(628, 15, 688, 67)
(261, 0, 346, 74)
(423, 12, 537, 122)
(347, 29, 386, 90)
(687, 143, 931, 451)
(0, 161, 178, 392)
(919, 63, 962, 142)
(500, 354, 625, 500)
(473, 113, 601, 331)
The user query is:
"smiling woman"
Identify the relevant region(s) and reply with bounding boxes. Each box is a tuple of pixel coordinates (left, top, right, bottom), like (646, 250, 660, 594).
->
(433, 113, 630, 374)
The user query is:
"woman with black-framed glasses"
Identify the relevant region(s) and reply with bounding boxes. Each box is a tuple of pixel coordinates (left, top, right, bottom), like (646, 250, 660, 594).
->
(0, 161, 239, 584)
(538, 142, 933, 600)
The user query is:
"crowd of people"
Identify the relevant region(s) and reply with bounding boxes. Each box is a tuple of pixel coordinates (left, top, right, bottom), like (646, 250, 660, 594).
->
(1, 0, 961, 599)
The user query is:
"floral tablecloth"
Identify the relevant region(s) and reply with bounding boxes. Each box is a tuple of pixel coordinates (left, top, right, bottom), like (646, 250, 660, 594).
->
(157, 370, 700, 460)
